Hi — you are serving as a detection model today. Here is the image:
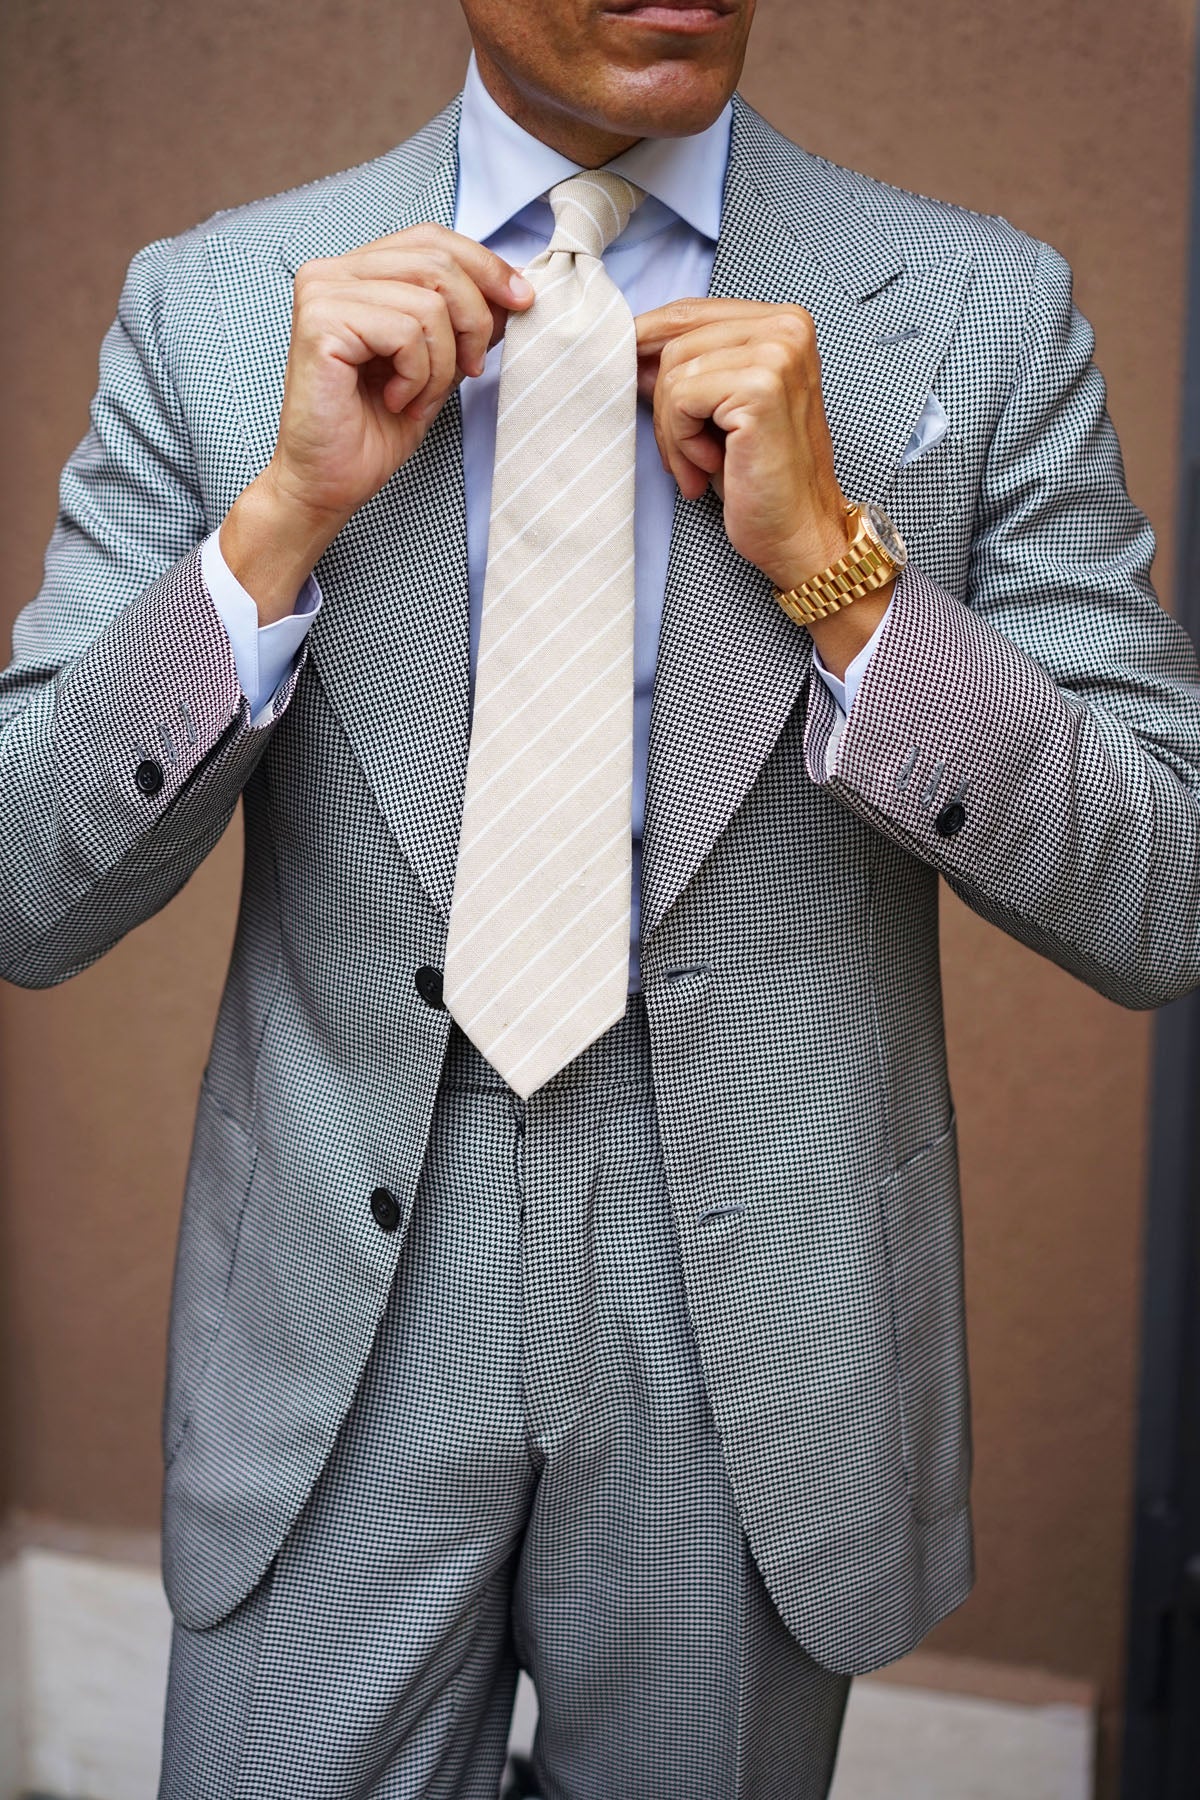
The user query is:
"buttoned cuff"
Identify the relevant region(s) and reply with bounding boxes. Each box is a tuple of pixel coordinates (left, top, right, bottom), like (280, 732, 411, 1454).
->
(201, 528, 322, 726)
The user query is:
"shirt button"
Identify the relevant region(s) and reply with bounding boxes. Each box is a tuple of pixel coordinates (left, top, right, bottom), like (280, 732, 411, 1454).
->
(935, 799, 967, 837)
(369, 1186, 400, 1233)
(135, 759, 164, 797)
(414, 966, 445, 1009)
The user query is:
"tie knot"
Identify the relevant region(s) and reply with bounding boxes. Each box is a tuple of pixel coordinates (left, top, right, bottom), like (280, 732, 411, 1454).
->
(546, 169, 644, 259)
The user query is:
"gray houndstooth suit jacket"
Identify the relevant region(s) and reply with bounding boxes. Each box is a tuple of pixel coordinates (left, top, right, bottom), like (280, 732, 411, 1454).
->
(4, 91, 1200, 1679)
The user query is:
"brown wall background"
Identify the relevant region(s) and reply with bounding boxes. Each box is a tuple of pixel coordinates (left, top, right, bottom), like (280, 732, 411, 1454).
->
(1, 0, 1194, 1786)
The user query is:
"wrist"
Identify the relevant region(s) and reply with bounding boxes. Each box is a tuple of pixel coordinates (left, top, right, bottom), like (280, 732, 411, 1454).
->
(219, 468, 344, 627)
(761, 509, 852, 598)
(804, 580, 895, 681)
(771, 498, 907, 676)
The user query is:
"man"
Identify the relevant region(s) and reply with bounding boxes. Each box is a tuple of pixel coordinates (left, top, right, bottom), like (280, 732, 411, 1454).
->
(3, 0, 1199, 1794)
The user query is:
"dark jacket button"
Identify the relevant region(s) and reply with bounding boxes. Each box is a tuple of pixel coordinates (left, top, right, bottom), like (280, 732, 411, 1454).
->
(935, 799, 967, 837)
(135, 758, 164, 797)
(414, 965, 445, 1009)
(369, 1186, 400, 1232)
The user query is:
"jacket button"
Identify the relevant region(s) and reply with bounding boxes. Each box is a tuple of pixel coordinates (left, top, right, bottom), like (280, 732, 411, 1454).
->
(369, 1186, 400, 1233)
(935, 799, 967, 837)
(414, 965, 445, 1009)
(135, 758, 164, 797)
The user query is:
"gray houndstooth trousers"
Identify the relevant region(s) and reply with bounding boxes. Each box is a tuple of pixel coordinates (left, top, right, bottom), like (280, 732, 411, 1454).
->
(158, 997, 851, 1798)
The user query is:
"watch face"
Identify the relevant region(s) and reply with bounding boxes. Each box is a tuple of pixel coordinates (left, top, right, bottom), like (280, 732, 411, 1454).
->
(864, 501, 909, 567)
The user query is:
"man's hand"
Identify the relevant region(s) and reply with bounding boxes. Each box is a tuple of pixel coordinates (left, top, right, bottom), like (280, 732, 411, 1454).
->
(221, 225, 535, 623)
(635, 299, 894, 678)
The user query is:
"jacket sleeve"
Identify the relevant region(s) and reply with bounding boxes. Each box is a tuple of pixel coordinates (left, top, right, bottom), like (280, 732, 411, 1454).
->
(804, 235, 1200, 1010)
(0, 235, 306, 989)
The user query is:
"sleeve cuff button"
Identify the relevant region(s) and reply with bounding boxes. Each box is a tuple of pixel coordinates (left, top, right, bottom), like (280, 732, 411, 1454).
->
(134, 759, 165, 797)
(935, 799, 966, 837)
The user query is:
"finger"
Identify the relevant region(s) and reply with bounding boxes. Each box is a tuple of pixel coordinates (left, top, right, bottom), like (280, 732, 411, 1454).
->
(484, 296, 517, 356)
(318, 278, 461, 402)
(662, 411, 725, 498)
(340, 253, 518, 376)
(657, 352, 791, 497)
(644, 326, 818, 439)
(653, 321, 811, 397)
(662, 349, 801, 435)
(315, 299, 433, 412)
(341, 225, 536, 314)
(309, 257, 507, 379)
(298, 290, 434, 384)
(634, 298, 791, 356)
(653, 372, 724, 499)
(639, 324, 771, 403)
(653, 426, 710, 501)
(662, 421, 719, 500)
(636, 349, 662, 402)
(645, 318, 759, 380)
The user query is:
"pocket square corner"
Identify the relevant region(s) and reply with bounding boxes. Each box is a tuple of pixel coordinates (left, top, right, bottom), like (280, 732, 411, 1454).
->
(900, 392, 949, 466)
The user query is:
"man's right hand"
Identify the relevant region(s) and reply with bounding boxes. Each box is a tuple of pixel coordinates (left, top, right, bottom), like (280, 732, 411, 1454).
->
(219, 225, 535, 624)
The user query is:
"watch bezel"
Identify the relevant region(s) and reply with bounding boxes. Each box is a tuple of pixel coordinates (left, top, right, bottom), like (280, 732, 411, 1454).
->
(860, 500, 909, 570)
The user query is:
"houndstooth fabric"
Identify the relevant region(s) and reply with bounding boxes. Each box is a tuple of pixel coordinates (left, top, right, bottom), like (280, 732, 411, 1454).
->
(3, 90, 1200, 1686)
(444, 171, 643, 1097)
(158, 1001, 851, 1798)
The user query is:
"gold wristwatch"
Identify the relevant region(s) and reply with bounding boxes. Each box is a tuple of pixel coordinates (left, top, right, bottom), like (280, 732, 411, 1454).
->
(773, 500, 908, 627)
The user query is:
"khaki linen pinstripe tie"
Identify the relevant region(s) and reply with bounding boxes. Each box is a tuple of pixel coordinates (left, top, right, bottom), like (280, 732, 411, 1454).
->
(443, 170, 645, 1099)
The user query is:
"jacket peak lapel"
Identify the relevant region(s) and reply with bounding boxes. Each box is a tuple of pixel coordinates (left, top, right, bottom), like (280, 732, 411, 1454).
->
(274, 98, 471, 924)
(641, 96, 974, 946)
(280, 96, 463, 276)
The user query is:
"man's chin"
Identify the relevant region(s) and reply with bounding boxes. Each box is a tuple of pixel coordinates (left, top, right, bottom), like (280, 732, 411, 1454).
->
(556, 65, 736, 142)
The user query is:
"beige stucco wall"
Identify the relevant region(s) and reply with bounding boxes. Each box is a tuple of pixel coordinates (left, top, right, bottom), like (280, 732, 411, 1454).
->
(1, 1, 1194, 1788)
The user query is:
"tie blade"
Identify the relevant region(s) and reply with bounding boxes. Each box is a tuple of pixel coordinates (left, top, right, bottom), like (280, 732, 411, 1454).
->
(449, 774, 632, 961)
(444, 832, 632, 1046)
(447, 958, 632, 1100)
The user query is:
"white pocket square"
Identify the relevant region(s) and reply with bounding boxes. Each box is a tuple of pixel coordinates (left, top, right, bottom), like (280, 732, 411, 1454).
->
(901, 392, 949, 466)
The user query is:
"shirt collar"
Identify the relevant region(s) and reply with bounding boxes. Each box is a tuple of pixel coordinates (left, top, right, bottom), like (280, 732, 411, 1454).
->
(454, 51, 730, 244)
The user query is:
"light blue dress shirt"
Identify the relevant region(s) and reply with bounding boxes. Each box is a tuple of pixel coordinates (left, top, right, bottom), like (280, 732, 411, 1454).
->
(202, 55, 893, 986)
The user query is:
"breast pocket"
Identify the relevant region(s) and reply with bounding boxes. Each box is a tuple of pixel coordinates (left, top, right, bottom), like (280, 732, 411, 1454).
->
(162, 1081, 260, 1468)
(883, 429, 967, 544)
(875, 1115, 973, 1522)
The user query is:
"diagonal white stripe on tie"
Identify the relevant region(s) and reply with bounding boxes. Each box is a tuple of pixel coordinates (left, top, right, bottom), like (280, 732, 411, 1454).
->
(443, 168, 645, 1098)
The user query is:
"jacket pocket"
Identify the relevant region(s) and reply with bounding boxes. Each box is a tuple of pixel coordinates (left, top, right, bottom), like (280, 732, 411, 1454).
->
(162, 1080, 259, 1468)
(876, 1116, 972, 1522)
(882, 429, 967, 541)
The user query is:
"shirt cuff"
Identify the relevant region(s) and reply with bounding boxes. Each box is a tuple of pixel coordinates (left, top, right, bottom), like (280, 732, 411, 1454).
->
(200, 528, 322, 726)
(810, 598, 893, 719)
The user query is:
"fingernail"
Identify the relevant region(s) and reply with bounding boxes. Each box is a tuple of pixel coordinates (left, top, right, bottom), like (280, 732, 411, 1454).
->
(509, 275, 534, 302)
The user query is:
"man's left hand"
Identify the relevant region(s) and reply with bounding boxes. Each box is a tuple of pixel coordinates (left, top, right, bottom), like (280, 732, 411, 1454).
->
(635, 299, 895, 678)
